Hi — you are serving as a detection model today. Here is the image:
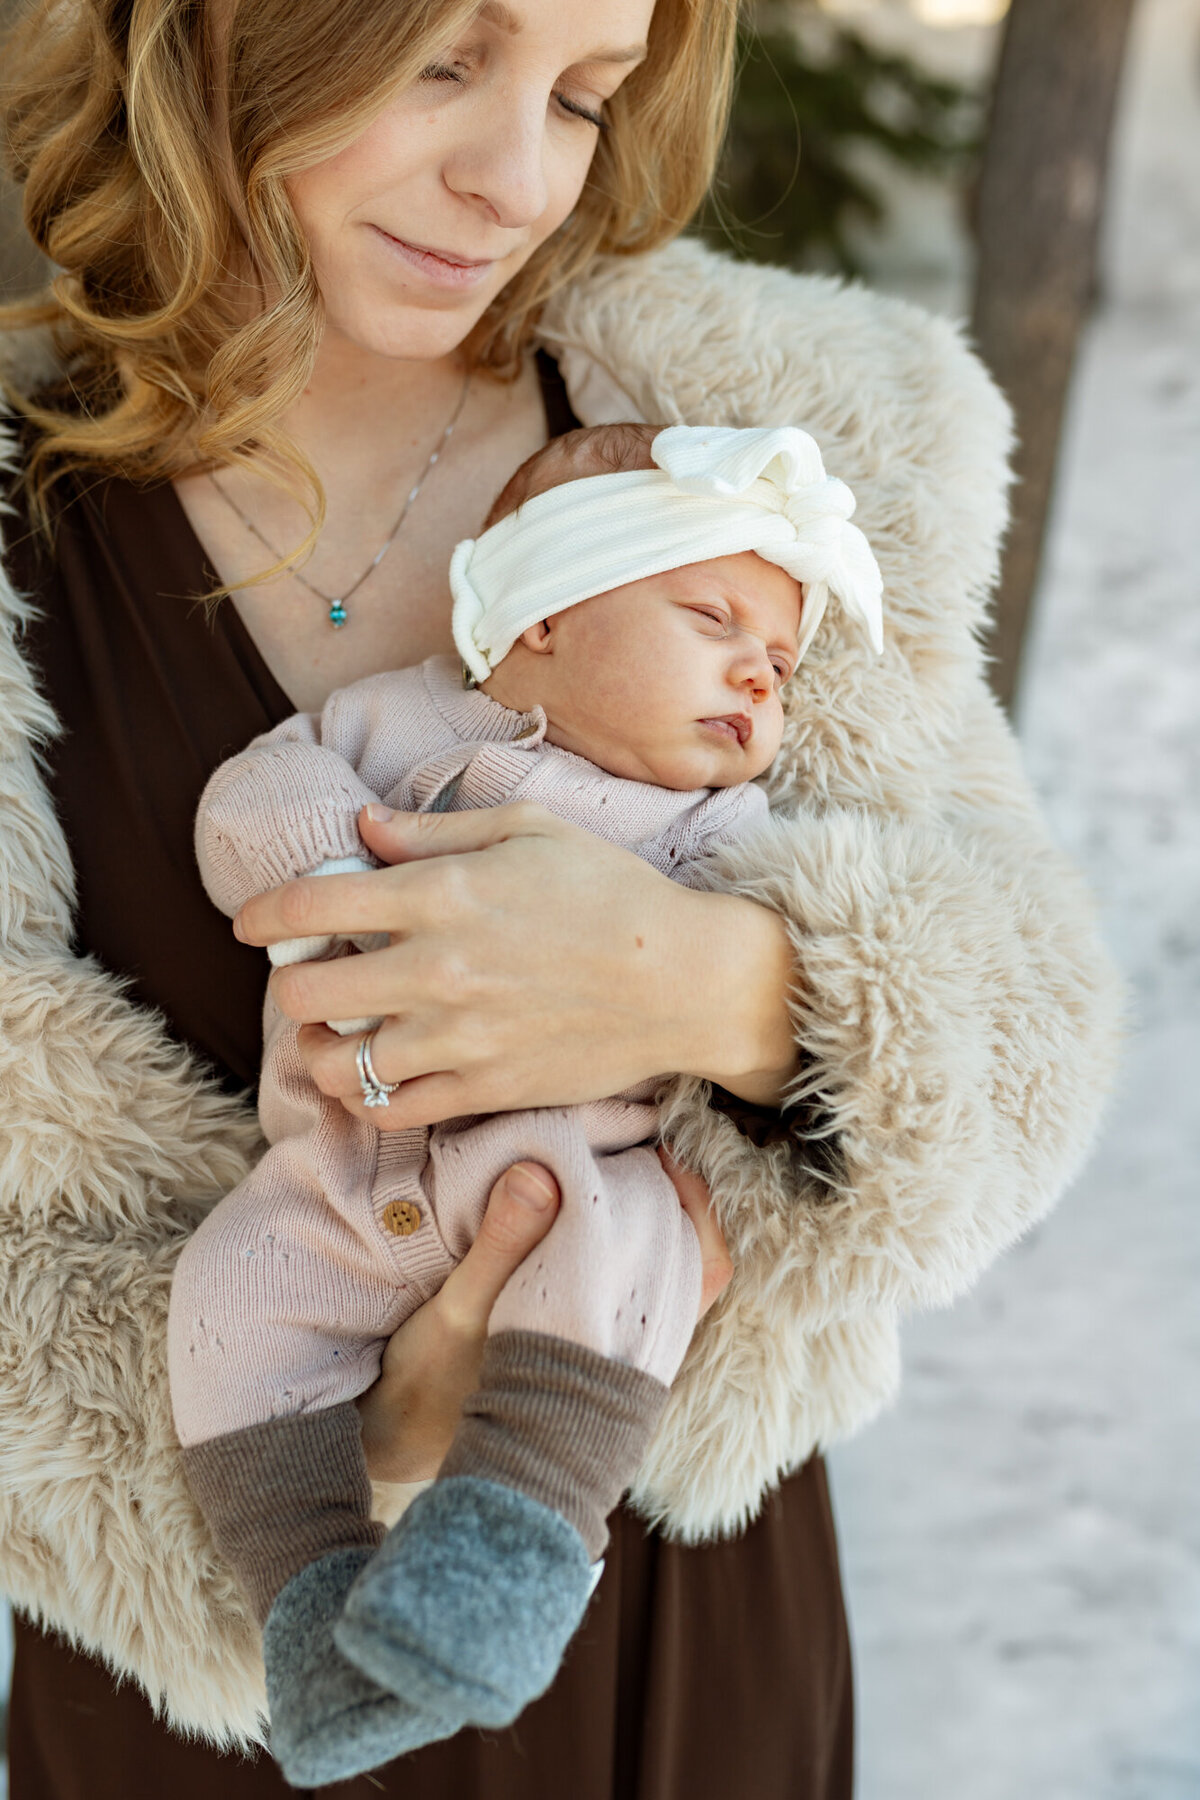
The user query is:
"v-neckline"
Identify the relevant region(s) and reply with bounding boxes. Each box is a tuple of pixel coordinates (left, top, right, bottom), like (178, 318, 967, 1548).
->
(157, 475, 300, 719)
(158, 345, 580, 722)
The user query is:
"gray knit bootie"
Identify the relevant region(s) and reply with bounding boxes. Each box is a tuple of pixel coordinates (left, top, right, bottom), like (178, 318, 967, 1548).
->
(333, 1477, 594, 1729)
(263, 1546, 466, 1787)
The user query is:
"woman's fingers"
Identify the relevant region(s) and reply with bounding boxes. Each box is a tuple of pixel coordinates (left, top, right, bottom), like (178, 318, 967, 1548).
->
(232, 802, 565, 948)
(657, 1147, 733, 1320)
(268, 820, 747, 1133)
(357, 800, 559, 865)
(436, 1162, 561, 1335)
(297, 1024, 481, 1129)
(234, 865, 391, 948)
(270, 942, 416, 1028)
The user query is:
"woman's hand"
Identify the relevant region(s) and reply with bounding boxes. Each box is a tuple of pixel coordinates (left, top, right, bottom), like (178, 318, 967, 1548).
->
(658, 1147, 735, 1319)
(234, 803, 801, 1132)
(358, 1153, 732, 1485)
(358, 1159, 560, 1484)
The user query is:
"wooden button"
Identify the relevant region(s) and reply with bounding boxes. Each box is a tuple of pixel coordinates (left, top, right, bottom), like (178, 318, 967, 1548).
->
(513, 723, 540, 741)
(382, 1199, 422, 1237)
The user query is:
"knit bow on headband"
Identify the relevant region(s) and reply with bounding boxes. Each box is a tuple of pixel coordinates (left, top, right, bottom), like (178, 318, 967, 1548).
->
(450, 424, 885, 684)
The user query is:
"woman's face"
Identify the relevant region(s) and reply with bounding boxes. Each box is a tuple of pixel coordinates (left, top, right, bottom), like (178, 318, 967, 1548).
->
(286, 0, 654, 362)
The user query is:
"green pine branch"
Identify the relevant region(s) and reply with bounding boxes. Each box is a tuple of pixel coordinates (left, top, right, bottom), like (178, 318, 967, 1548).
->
(695, 8, 983, 274)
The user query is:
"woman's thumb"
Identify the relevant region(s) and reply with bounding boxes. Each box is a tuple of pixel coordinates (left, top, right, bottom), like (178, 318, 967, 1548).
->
(439, 1162, 561, 1328)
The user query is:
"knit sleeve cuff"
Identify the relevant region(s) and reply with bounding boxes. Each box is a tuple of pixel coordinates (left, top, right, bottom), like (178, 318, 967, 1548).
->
(196, 742, 384, 917)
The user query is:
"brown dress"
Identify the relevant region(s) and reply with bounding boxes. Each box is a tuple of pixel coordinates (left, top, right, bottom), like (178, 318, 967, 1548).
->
(2, 357, 854, 1800)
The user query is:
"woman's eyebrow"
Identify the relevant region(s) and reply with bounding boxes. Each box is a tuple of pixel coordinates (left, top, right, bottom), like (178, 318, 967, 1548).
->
(477, 0, 646, 62)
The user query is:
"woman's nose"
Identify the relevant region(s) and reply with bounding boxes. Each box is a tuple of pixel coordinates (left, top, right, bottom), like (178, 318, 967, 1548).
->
(446, 90, 550, 231)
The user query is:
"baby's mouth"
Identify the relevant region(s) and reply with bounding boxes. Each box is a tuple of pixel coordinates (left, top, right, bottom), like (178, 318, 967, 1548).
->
(699, 715, 751, 747)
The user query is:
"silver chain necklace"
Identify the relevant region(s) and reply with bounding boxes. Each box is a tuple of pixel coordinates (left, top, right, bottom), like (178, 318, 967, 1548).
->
(207, 363, 471, 629)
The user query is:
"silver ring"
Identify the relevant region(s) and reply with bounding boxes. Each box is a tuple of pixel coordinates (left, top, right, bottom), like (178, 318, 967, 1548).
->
(356, 1027, 399, 1108)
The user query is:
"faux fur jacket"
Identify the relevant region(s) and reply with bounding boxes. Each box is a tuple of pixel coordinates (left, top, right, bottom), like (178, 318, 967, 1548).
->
(0, 238, 1122, 1745)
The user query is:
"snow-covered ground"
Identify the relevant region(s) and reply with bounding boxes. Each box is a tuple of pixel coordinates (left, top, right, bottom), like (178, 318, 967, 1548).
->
(830, 1, 1200, 1795)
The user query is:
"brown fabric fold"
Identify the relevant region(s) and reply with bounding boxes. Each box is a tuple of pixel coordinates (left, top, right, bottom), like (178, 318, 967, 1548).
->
(439, 1331, 670, 1561)
(179, 1403, 383, 1625)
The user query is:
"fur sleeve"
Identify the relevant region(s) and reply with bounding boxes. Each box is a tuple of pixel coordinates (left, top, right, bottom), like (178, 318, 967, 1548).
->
(544, 241, 1123, 1325)
(657, 682, 1124, 1330)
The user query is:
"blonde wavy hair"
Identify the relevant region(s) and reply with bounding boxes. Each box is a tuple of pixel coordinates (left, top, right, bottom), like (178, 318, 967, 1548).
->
(0, 0, 737, 528)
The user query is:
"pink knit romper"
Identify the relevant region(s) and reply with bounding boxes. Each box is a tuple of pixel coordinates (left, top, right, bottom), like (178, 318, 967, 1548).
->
(168, 656, 767, 1449)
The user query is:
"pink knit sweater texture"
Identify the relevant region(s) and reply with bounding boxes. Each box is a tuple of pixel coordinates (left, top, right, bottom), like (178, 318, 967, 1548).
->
(169, 656, 768, 1447)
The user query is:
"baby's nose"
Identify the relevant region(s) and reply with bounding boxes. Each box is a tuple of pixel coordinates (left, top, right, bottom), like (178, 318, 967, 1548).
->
(738, 652, 774, 697)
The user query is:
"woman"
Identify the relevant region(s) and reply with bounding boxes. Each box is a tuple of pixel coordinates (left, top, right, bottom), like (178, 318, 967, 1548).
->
(0, 0, 1120, 1793)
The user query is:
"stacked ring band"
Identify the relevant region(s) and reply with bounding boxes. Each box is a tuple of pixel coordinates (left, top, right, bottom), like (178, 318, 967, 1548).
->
(356, 1026, 399, 1108)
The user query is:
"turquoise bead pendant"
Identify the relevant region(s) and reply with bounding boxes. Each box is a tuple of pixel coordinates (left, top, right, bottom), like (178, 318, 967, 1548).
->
(328, 600, 348, 628)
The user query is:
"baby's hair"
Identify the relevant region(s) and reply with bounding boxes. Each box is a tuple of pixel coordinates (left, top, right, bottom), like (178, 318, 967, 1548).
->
(483, 423, 663, 532)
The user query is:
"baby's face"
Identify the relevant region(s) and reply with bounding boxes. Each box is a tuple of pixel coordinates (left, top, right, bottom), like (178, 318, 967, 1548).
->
(488, 550, 803, 790)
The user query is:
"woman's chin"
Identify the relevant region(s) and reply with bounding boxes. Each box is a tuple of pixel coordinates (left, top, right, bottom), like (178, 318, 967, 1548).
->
(319, 290, 493, 365)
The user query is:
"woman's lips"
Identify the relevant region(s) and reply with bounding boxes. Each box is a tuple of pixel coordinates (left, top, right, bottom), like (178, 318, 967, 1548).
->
(699, 715, 751, 747)
(369, 225, 496, 290)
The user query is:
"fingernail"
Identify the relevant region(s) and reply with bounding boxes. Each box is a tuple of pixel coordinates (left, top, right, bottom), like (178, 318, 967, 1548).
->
(232, 913, 246, 942)
(506, 1165, 556, 1211)
(365, 804, 394, 823)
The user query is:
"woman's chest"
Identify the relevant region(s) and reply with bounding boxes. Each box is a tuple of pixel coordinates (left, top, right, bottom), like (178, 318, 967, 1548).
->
(172, 361, 552, 713)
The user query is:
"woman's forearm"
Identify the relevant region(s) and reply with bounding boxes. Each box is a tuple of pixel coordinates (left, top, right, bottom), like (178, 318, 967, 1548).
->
(669, 888, 802, 1107)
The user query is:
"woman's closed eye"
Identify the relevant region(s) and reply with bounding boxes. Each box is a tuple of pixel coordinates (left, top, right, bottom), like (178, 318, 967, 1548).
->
(552, 90, 608, 129)
(420, 60, 608, 129)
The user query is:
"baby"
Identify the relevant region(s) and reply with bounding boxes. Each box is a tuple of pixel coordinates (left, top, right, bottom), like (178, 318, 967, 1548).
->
(168, 421, 883, 1787)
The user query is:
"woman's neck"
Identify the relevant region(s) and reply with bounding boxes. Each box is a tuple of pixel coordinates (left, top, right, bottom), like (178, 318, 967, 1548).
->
(173, 325, 552, 712)
(278, 326, 471, 499)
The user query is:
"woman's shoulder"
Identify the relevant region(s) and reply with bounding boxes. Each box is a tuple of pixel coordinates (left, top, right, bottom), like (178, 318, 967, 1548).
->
(542, 241, 1011, 574)
(541, 238, 1010, 463)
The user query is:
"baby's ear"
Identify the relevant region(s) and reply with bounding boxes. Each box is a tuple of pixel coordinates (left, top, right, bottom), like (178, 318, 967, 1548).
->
(518, 620, 554, 654)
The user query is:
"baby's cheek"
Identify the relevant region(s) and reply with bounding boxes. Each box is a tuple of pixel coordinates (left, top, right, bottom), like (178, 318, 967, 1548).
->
(638, 735, 721, 793)
(747, 709, 786, 779)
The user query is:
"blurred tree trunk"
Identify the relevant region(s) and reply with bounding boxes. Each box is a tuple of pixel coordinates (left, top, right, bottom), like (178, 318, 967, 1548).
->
(972, 0, 1137, 712)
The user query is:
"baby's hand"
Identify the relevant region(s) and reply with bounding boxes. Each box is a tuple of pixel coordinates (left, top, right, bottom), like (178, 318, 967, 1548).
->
(268, 931, 336, 967)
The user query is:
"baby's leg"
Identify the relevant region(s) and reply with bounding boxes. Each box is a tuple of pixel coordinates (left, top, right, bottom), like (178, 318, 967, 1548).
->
(435, 1096, 701, 1553)
(168, 1012, 460, 1783)
(170, 1150, 402, 1611)
(335, 1097, 702, 1728)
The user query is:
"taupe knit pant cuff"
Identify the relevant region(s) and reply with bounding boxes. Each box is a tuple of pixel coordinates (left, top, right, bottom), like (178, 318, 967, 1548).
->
(438, 1331, 670, 1561)
(179, 1402, 383, 1626)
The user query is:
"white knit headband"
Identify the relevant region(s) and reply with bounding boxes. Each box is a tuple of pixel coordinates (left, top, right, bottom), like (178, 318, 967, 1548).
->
(450, 424, 884, 684)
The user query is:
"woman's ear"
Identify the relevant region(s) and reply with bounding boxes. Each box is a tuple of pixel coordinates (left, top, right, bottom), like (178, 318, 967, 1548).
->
(518, 619, 554, 655)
